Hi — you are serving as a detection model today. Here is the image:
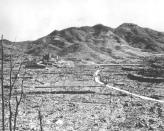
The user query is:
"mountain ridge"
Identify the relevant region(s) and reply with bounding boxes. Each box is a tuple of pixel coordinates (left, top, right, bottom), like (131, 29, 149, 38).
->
(2, 23, 164, 63)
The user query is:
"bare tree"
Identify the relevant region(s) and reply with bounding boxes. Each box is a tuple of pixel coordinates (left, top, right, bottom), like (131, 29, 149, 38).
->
(8, 54, 26, 131)
(8, 55, 13, 131)
(38, 109, 43, 131)
(1, 35, 5, 131)
(0, 36, 26, 131)
(13, 79, 24, 131)
(35, 97, 44, 131)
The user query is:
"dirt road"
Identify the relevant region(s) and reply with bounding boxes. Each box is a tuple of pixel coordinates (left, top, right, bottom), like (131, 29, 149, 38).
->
(94, 69, 164, 103)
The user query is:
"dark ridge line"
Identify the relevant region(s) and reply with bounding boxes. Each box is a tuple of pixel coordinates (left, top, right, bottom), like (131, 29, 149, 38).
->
(1, 90, 95, 96)
(10, 91, 129, 97)
(26, 90, 96, 95)
(1, 91, 164, 101)
(35, 86, 104, 88)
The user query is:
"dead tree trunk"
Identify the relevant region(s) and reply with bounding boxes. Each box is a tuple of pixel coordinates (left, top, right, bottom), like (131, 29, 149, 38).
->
(9, 55, 12, 131)
(7, 54, 25, 131)
(1, 35, 5, 131)
(38, 109, 43, 131)
(13, 82, 24, 131)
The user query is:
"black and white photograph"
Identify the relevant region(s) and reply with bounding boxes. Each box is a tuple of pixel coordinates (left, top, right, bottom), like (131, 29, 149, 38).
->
(1, 0, 164, 130)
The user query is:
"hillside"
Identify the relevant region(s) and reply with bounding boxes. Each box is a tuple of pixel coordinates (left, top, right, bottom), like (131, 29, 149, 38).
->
(2, 23, 164, 63)
(115, 23, 164, 52)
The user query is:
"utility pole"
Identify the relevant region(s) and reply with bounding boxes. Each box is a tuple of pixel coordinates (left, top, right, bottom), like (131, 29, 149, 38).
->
(1, 35, 5, 131)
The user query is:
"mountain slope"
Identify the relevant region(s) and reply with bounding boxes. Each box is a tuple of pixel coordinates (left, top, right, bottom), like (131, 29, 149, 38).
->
(2, 23, 164, 63)
(23, 24, 150, 63)
(115, 23, 164, 52)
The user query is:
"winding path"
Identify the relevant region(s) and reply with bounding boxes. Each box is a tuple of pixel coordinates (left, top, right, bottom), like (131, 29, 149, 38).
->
(94, 70, 164, 103)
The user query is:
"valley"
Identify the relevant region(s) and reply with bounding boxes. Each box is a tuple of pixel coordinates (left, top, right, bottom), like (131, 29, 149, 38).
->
(1, 23, 164, 130)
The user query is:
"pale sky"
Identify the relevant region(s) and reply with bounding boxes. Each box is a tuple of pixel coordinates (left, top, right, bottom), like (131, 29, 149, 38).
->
(1, 0, 164, 41)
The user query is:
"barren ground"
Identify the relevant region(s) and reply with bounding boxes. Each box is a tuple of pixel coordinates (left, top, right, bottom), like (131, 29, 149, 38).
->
(1, 64, 164, 131)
